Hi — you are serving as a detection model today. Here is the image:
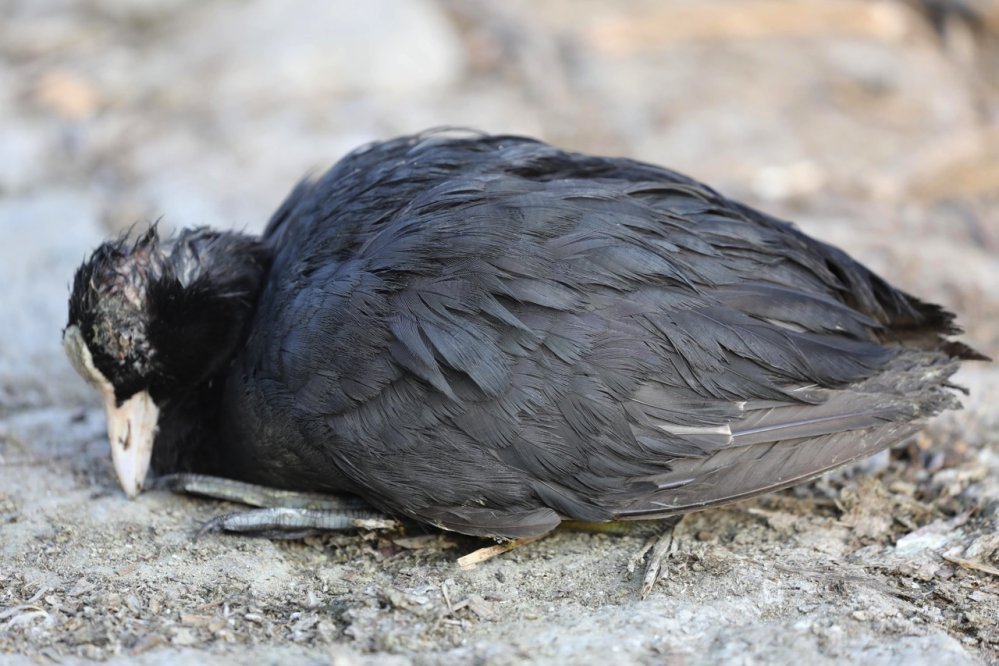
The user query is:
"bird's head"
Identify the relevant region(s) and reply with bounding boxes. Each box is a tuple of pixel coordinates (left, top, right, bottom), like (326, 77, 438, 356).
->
(64, 226, 269, 497)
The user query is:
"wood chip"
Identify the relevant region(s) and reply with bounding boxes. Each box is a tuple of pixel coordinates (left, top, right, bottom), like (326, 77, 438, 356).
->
(457, 536, 543, 570)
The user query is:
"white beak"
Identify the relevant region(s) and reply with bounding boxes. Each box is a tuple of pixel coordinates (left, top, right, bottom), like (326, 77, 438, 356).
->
(104, 389, 158, 498)
(64, 325, 158, 498)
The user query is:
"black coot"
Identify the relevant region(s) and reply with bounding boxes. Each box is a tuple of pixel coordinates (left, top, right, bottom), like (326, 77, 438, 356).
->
(64, 131, 984, 539)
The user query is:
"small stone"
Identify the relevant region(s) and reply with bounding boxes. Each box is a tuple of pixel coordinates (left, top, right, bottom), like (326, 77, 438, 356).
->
(465, 594, 495, 620)
(895, 530, 950, 556)
(888, 480, 917, 496)
(169, 627, 199, 646)
(68, 579, 96, 597)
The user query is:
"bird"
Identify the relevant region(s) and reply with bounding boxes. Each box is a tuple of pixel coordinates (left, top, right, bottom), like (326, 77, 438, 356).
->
(64, 130, 985, 545)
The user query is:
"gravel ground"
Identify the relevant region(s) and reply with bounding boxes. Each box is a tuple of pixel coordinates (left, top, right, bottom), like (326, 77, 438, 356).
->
(1, 1, 997, 664)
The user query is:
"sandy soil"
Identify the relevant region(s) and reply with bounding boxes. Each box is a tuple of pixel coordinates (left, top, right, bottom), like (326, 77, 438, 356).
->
(1, 1, 997, 663)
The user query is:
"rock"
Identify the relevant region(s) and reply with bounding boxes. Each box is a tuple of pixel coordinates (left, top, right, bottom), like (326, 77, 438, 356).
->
(857, 634, 978, 666)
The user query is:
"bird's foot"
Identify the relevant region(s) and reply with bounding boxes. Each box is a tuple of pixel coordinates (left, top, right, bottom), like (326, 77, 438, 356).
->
(627, 516, 685, 599)
(154, 473, 397, 539)
(196, 507, 398, 540)
(155, 473, 372, 509)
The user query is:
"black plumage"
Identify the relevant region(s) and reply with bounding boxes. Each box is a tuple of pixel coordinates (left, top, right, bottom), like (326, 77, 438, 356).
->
(65, 130, 984, 539)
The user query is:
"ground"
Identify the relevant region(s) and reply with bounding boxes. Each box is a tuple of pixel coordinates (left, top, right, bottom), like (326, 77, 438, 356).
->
(1, 1, 997, 664)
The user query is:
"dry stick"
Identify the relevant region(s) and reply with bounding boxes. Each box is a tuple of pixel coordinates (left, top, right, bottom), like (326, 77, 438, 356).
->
(457, 536, 544, 571)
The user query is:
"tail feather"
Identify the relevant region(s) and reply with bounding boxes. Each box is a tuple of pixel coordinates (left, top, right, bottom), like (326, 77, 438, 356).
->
(614, 350, 961, 520)
(615, 423, 921, 520)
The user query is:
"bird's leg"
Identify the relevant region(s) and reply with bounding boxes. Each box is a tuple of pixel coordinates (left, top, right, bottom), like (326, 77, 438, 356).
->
(154, 473, 397, 539)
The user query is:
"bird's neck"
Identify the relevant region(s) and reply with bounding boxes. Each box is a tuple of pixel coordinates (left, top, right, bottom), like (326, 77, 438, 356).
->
(151, 376, 229, 475)
(147, 228, 274, 475)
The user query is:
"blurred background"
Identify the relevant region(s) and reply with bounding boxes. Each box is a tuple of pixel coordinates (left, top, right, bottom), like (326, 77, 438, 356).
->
(1, 2, 998, 662)
(2, 0, 998, 406)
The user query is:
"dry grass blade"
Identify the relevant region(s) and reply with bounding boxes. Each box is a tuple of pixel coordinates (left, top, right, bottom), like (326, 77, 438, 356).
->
(942, 554, 999, 577)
